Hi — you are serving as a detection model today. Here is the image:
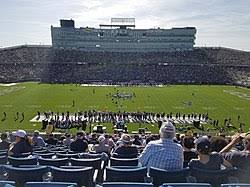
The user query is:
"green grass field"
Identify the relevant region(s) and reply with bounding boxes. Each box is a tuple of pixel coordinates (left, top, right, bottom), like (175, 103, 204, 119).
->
(0, 82, 249, 134)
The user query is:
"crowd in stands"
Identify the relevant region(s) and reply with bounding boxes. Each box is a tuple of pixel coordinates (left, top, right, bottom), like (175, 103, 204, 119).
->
(0, 121, 249, 186)
(0, 46, 249, 86)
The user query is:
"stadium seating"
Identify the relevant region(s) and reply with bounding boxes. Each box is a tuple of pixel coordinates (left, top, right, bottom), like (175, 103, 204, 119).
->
(8, 156, 37, 167)
(50, 166, 94, 187)
(105, 166, 147, 183)
(190, 167, 237, 187)
(110, 157, 139, 166)
(56, 153, 79, 159)
(160, 183, 211, 187)
(0, 181, 15, 187)
(102, 182, 153, 187)
(221, 185, 250, 187)
(0, 156, 8, 164)
(25, 182, 77, 187)
(33, 152, 55, 159)
(4, 165, 49, 187)
(149, 167, 190, 187)
(38, 157, 68, 167)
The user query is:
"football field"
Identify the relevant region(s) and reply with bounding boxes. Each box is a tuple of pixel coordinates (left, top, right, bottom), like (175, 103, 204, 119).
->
(0, 82, 249, 134)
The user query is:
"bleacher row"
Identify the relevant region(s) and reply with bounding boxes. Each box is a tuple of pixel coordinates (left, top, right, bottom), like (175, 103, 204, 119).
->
(0, 146, 249, 187)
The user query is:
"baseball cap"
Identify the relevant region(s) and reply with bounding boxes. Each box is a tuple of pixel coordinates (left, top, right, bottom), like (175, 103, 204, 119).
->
(98, 136, 105, 143)
(12, 130, 27, 138)
(195, 136, 210, 152)
(160, 121, 176, 134)
(120, 134, 131, 144)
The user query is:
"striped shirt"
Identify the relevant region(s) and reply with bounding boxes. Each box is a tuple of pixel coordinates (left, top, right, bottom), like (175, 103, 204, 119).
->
(139, 138, 183, 170)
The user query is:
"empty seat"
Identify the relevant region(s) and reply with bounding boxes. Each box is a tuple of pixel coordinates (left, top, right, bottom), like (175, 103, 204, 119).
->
(102, 182, 153, 187)
(0, 181, 15, 187)
(50, 166, 94, 187)
(221, 184, 250, 187)
(38, 157, 68, 167)
(0, 155, 8, 164)
(106, 167, 147, 183)
(56, 153, 79, 159)
(149, 167, 190, 187)
(8, 156, 37, 166)
(4, 165, 48, 187)
(25, 182, 77, 187)
(160, 183, 211, 187)
(110, 157, 138, 166)
(70, 158, 103, 183)
(34, 152, 55, 159)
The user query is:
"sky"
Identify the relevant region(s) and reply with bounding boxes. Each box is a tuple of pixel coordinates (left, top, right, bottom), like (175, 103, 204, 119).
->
(1, 0, 250, 51)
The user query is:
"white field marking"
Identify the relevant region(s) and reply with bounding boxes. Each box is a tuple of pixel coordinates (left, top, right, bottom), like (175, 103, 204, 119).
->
(172, 106, 185, 109)
(234, 107, 245, 110)
(2, 105, 13, 108)
(57, 105, 71, 108)
(0, 86, 25, 96)
(143, 106, 157, 109)
(28, 105, 41, 108)
(0, 83, 18, 87)
(202, 107, 217, 110)
(223, 90, 250, 101)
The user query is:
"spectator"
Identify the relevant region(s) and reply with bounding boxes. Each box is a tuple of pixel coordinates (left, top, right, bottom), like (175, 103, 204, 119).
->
(220, 133, 250, 171)
(63, 133, 73, 147)
(112, 134, 138, 158)
(0, 133, 11, 150)
(189, 137, 231, 170)
(92, 136, 110, 154)
(133, 135, 142, 146)
(45, 134, 58, 146)
(139, 121, 183, 170)
(8, 130, 33, 156)
(32, 130, 46, 147)
(182, 136, 197, 167)
(70, 131, 88, 153)
(103, 134, 116, 149)
(210, 136, 228, 152)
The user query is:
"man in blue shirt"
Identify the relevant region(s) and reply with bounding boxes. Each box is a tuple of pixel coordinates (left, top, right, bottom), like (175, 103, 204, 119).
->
(139, 121, 183, 170)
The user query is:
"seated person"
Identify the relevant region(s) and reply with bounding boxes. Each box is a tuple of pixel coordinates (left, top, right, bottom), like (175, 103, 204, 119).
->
(70, 131, 88, 153)
(182, 136, 197, 167)
(8, 130, 33, 156)
(189, 137, 231, 170)
(0, 132, 11, 150)
(112, 134, 138, 158)
(45, 133, 58, 146)
(92, 136, 110, 154)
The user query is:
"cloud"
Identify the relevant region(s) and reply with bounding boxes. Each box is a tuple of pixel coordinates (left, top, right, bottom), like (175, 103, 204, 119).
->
(0, 0, 250, 50)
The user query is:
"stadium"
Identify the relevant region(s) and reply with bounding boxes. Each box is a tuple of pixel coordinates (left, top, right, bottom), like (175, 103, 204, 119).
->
(0, 17, 250, 187)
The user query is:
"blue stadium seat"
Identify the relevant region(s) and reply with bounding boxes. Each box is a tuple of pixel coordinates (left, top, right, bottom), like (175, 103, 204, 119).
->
(50, 166, 94, 187)
(56, 153, 79, 159)
(221, 184, 250, 187)
(110, 157, 138, 166)
(0, 151, 7, 157)
(160, 183, 211, 187)
(8, 156, 37, 166)
(106, 166, 147, 183)
(0, 155, 8, 164)
(34, 152, 55, 159)
(70, 157, 103, 183)
(4, 165, 48, 187)
(38, 157, 68, 167)
(190, 167, 237, 187)
(0, 181, 15, 187)
(149, 167, 190, 187)
(33, 150, 50, 154)
(102, 182, 153, 187)
(25, 182, 77, 187)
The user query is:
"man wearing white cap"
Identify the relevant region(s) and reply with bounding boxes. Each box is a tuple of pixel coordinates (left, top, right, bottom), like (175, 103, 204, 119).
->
(139, 121, 183, 170)
(9, 130, 32, 156)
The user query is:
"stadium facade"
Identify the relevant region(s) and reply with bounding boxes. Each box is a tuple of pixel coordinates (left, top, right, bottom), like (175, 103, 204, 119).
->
(51, 18, 196, 52)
